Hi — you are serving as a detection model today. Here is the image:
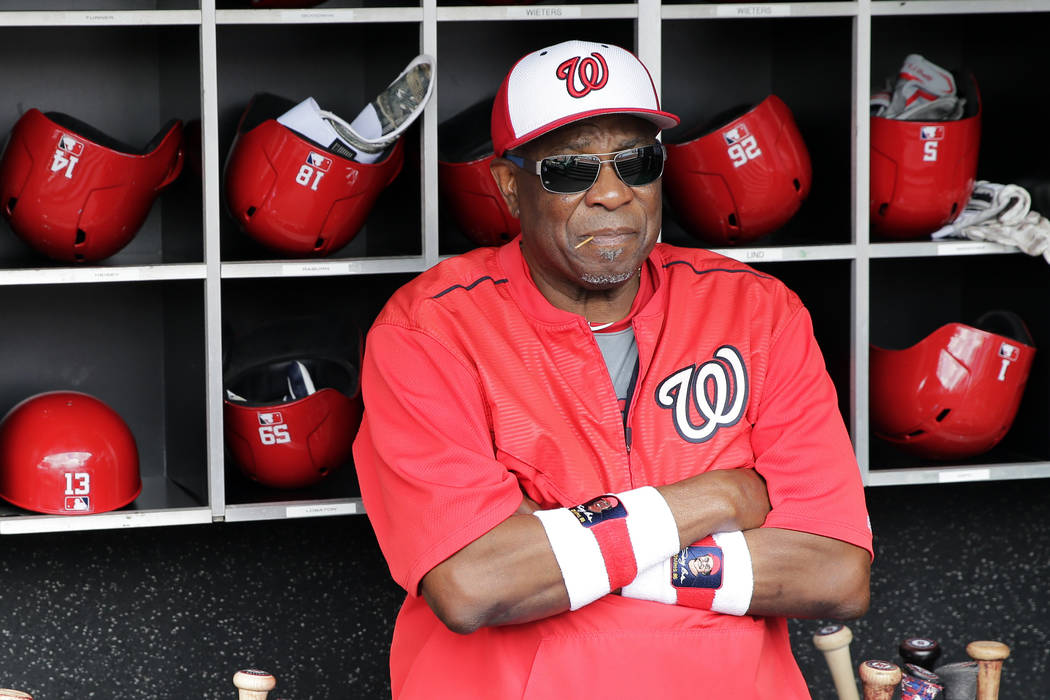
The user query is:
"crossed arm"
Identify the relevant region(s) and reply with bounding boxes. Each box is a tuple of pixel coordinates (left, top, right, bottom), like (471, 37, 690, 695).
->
(421, 467, 871, 635)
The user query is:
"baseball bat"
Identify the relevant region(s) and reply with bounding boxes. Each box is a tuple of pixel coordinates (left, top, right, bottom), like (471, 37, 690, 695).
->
(859, 660, 901, 700)
(966, 640, 1010, 700)
(0, 691, 31, 699)
(900, 637, 942, 671)
(934, 660, 978, 700)
(813, 624, 860, 700)
(233, 669, 277, 700)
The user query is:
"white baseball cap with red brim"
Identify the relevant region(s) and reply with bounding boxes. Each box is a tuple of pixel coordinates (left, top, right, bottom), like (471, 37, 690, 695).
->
(491, 40, 680, 156)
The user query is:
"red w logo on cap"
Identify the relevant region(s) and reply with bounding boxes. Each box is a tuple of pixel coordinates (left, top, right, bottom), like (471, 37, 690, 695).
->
(556, 52, 609, 98)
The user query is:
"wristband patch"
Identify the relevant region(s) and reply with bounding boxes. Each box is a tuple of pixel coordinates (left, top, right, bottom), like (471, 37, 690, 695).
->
(671, 545, 723, 589)
(569, 495, 627, 528)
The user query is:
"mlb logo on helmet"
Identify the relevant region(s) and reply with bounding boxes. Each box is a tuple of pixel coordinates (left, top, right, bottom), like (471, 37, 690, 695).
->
(722, 123, 751, 146)
(919, 125, 944, 141)
(65, 496, 90, 512)
(58, 134, 84, 156)
(258, 411, 284, 426)
(999, 343, 1020, 362)
(306, 152, 331, 172)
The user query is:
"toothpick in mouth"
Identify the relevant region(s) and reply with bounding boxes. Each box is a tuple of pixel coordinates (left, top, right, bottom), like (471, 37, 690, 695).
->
(573, 236, 595, 249)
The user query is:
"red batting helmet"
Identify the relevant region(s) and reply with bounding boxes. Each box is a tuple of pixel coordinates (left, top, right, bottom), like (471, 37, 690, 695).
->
(664, 95, 812, 246)
(870, 310, 1036, 460)
(223, 93, 404, 258)
(0, 109, 184, 263)
(0, 391, 142, 515)
(224, 354, 362, 490)
(439, 98, 521, 247)
(870, 73, 982, 240)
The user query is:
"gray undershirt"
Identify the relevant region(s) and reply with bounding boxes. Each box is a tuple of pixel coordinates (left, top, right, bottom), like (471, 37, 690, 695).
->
(593, 327, 640, 422)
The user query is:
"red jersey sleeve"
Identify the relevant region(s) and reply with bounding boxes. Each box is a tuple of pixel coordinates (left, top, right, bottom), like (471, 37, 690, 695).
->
(751, 306, 873, 557)
(352, 323, 524, 595)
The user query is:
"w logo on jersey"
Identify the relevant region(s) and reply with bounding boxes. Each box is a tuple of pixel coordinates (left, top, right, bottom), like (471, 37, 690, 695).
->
(556, 52, 609, 98)
(655, 346, 749, 443)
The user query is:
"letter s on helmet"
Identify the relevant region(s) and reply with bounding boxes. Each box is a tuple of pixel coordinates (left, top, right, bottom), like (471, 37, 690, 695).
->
(663, 95, 812, 246)
(0, 109, 184, 263)
(223, 93, 404, 258)
(0, 391, 142, 515)
(870, 310, 1035, 460)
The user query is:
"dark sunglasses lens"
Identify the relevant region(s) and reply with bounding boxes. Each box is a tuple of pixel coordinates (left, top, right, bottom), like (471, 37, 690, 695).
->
(613, 144, 664, 186)
(540, 155, 601, 194)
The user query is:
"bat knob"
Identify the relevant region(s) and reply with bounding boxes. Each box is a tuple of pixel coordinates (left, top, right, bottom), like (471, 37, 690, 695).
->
(234, 669, 277, 699)
(966, 640, 1010, 663)
(814, 623, 853, 651)
(900, 636, 942, 670)
(859, 660, 901, 699)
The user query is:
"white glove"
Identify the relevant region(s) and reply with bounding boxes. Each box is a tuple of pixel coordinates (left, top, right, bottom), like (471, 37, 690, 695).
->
(960, 213, 1050, 263)
(932, 181, 1033, 239)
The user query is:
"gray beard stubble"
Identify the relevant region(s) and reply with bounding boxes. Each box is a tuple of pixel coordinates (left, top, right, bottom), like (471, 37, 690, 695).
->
(580, 247, 637, 286)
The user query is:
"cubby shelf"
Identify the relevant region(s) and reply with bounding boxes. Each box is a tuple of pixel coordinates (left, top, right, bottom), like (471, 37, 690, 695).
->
(0, 0, 1044, 533)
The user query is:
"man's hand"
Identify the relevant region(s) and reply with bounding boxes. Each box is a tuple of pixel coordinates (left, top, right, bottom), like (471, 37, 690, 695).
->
(657, 467, 770, 548)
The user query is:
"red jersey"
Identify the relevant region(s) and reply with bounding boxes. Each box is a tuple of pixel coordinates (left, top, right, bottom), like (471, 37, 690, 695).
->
(353, 240, 873, 699)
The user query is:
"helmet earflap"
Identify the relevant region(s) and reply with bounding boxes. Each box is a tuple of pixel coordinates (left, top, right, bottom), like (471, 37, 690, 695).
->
(0, 110, 184, 263)
(870, 72, 982, 240)
(223, 93, 404, 258)
(663, 95, 812, 246)
(438, 98, 521, 247)
(870, 310, 1036, 460)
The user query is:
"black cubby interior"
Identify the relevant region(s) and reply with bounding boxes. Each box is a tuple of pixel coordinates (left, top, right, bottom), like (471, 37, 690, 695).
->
(872, 12, 1050, 225)
(0, 280, 208, 515)
(869, 254, 1049, 469)
(435, 19, 636, 257)
(0, 25, 202, 268)
(752, 259, 854, 435)
(215, 23, 423, 262)
(660, 17, 853, 249)
(220, 273, 412, 505)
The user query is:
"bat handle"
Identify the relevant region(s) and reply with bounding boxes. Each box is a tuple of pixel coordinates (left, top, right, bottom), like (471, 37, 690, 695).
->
(966, 641, 1010, 700)
(233, 669, 277, 700)
(0, 690, 32, 699)
(859, 660, 901, 700)
(813, 624, 861, 700)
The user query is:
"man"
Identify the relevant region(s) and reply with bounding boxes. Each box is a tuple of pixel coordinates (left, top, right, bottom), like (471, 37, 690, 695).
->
(353, 39, 872, 698)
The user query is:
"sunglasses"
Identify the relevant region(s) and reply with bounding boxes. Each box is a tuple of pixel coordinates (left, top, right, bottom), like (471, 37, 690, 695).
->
(505, 143, 667, 195)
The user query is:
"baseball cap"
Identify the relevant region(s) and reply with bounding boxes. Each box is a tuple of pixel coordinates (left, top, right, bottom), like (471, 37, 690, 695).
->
(491, 40, 680, 156)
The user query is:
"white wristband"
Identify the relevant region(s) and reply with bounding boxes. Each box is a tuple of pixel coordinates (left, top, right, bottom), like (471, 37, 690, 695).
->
(533, 486, 679, 611)
(621, 530, 754, 616)
(710, 530, 754, 616)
